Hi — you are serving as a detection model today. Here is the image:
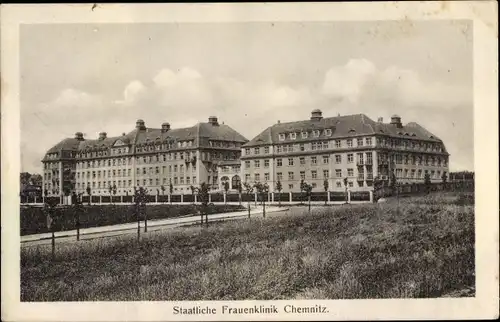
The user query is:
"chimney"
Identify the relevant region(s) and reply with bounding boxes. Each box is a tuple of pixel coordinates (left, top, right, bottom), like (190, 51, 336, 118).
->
(136, 119, 146, 130)
(208, 116, 219, 126)
(378, 117, 383, 123)
(161, 122, 171, 133)
(390, 115, 403, 128)
(98, 132, 107, 140)
(277, 120, 281, 124)
(74, 132, 84, 141)
(311, 109, 323, 121)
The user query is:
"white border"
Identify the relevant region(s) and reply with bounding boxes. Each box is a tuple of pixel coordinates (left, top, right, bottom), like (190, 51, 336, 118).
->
(1, 2, 498, 321)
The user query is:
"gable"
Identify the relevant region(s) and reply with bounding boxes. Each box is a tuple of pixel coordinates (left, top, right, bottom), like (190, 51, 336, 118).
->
(113, 139, 127, 147)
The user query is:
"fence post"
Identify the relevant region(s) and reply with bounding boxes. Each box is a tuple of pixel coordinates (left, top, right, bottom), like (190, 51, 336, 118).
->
(369, 190, 373, 203)
(99, 195, 102, 204)
(348, 190, 351, 203)
(168, 194, 171, 204)
(194, 194, 197, 203)
(289, 192, 292, 204)
(51, 231, 55, 260)
(254, 192, 257, 206)
(121, 195, 123, 203)
(208, 194, 212, 203)
(327, 191, 331, 203)
(181, 194, 184, 203)
(156, 194, 158, 204)
(223, 192, 227, 204)
(271, 192, 275, 203)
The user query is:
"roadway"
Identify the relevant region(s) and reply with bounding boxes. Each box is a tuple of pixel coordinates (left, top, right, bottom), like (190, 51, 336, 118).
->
(21, 205, 289, 247)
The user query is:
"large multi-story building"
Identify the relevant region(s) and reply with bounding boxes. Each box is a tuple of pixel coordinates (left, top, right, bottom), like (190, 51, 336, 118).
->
(41, 117, 248, 197)
(42, 110, 450, 198)
(241, 109, 449, 192)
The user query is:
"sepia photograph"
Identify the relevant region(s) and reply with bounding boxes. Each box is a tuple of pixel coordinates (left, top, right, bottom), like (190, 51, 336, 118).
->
(2, 2, 498, 321)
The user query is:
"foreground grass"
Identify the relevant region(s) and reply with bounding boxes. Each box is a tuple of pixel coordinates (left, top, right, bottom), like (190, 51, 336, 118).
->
(21, 192, 474, 301)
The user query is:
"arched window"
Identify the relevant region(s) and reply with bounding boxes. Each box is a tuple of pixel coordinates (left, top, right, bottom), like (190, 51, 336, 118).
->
(231, 175, 241, 190)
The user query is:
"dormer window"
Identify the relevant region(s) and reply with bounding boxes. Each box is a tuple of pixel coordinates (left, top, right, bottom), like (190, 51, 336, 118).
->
(279, 133, 285, 141)
(301, 131, 308, 139)
(289, 132, 297, 140)
(313, 130, 320, 137)
(325, 129, 332, 136)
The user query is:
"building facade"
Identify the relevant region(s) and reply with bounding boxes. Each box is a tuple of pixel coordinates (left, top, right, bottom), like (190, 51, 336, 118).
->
(240, 110, 449, 193)
(42, 117, 248, 197)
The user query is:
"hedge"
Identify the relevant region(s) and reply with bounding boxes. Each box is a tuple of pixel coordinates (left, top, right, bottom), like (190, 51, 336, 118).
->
(20, 204, 245, 236)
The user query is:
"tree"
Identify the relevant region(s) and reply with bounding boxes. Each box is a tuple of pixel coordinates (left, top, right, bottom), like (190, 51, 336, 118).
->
(390, 171, 397, 194)
(424, 172, 432, 194)
(301, 181, 313, 213)
(169, 180, 174, 204)
(299, 179, 305, 204)
(161, 185, 165, 195)
(86, 186, 91, 205)
(243, 181, 254, 218)
(196, 182, 209, 225)
(441, 171, 448, 190)
(323, 179, 329, 205)
(236, 182, 242, 206)
(190, 185, 196, 204)
(373, 175, 383, 202)
(275, 180, 282, 207)
(253, 182, 269, 218)
(30, 174, 43, 186)
(72, 191, 83, 241)
(343, 177, 349, 204)
(112, 184, 117, 203)
(20, 172, 31, 186)
(134, 186, 148, 236)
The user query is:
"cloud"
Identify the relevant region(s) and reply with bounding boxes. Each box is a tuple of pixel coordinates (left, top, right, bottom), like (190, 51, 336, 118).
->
(23, 61, 472, 173)
(114, 68, 314, 132)
(322, 58, 377, 104)
(321, 58, 471, 110)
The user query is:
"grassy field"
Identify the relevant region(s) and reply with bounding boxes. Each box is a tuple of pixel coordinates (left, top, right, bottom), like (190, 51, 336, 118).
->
(21, 191, 474, 301)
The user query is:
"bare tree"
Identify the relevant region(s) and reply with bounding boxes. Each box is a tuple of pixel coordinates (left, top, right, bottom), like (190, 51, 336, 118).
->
(243, 181, 253, 219)
(275, 180, 282, 207)
(253, 181, 269, 218)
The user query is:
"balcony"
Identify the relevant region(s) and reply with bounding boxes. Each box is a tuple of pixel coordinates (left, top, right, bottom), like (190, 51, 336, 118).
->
(366, 174, 373, 180)
(365, 159, 373, 165)
(357, 174, 365, 181)
(357, 160, 365, 166)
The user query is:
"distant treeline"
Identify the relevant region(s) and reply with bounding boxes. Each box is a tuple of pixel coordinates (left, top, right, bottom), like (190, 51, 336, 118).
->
(449, 171, 474, 181)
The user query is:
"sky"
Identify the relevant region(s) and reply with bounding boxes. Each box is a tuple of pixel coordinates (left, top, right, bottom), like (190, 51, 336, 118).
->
(20, 20, 473, 174)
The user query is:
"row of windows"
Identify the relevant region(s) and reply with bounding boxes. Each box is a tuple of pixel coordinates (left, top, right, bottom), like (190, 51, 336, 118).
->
(243, 168, 375, 182)
(244, 137, 375, 155)
(208, 140, 242, 148)
(278, 128, 334, 141)
(377, 138, 444, 152)
(278, 181, 357, 190)
(135, 140, 194, 153)
(244, 153, 374, 168)
(220, 166, 241, 173)
(393, 169, 447, 179)
(379, 153, 448, 167)
(76, 163, 198, 179)
(43, 163, 59, 170)
(76, 176, 199, 189)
